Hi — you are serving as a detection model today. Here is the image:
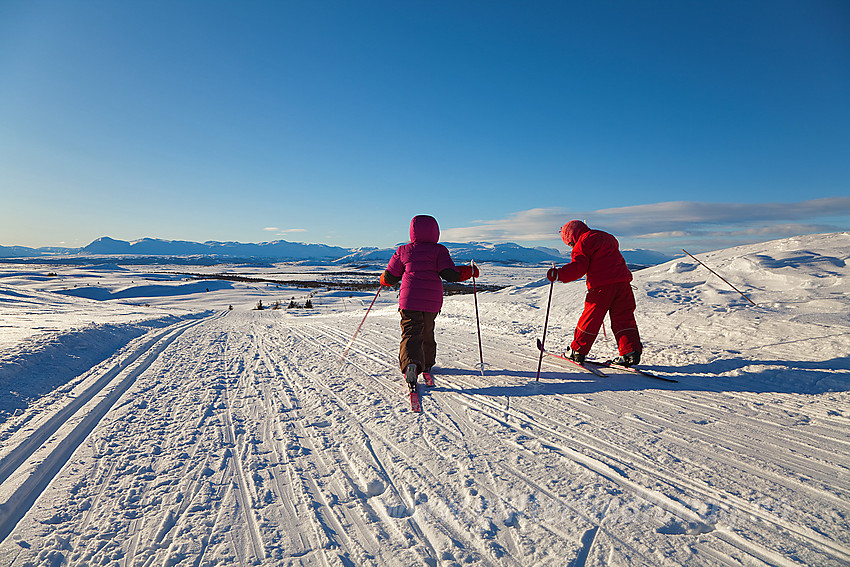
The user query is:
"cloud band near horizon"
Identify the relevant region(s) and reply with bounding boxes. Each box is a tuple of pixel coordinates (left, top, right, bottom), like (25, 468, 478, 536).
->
(441, 198, 850, 252)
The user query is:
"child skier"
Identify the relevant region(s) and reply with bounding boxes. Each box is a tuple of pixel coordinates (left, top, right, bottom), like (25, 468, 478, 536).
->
(547, 220, 642, 366)
(380, 215, 479, 391)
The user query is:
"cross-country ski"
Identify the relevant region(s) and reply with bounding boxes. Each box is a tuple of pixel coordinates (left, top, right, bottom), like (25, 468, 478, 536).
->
(589, 359, 679, 383)
(536, 338, 608, 377)
(409, 389, 422, 412)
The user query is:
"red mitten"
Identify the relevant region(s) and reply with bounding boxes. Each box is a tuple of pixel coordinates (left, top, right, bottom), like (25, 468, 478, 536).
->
(380, 272, 392, 287)
(546, 267, 559, 282)
(457, 265, 473, 281)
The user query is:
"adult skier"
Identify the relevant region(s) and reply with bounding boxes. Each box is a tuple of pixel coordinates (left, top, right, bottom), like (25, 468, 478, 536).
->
(380, 215, 479, 390)
(547, 220, 642, 366)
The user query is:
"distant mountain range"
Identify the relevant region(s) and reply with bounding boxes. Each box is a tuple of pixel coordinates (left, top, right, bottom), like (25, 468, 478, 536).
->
(0, 236, 676, 267)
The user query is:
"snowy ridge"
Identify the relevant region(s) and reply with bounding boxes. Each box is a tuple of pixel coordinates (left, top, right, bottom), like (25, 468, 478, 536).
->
(334, 242, 676, 267)
(2, 236, 678, 267)
(0, 232, 848, 566)
(334, 241, 568, 265)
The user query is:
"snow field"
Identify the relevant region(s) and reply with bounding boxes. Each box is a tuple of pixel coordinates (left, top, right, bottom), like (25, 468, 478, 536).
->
(0, 232, 848, 566)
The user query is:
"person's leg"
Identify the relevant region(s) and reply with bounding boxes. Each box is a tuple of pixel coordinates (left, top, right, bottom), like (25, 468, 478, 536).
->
(609, 282, 642, 357)
(399, 310, 425, 374)
(570, 286, 616, 356)
(422, 311, 438, 371)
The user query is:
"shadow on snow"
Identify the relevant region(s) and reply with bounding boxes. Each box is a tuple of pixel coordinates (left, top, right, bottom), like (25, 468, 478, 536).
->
(435, 355, 850, 398)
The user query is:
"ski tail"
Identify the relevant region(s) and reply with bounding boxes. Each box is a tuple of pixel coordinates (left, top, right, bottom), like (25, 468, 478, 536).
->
(409, 391, 422, 412)
(589, 360, 679, 383)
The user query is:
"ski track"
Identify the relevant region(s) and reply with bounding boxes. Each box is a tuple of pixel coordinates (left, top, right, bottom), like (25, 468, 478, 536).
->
(0, 304, 848, 566)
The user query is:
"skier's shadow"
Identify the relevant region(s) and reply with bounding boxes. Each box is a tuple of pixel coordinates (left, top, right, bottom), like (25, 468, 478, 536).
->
(436, 355, 850, 397)
(434, 366, 651, 398)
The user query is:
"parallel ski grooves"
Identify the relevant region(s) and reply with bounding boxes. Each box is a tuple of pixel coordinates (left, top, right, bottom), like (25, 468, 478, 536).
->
(0, 316, 209, 545)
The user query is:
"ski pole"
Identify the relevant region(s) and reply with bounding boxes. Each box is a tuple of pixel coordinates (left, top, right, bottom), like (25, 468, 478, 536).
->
(471, 260, 484, 375)
(535, 264, 556, 381)
(683, 249, 756, 306)
(342, 286, 382, 360)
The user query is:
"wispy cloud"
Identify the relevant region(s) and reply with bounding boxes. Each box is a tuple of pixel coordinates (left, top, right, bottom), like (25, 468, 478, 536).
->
(441, 208, 569, 242)
(442, 198, 850, 252)
(594, 198, 850, 239)
(264, 227, 307, 235)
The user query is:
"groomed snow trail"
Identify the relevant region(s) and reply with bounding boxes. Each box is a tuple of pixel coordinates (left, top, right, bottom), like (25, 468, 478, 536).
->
(1, 304, 848, 566)
(0, 233, 848, 566)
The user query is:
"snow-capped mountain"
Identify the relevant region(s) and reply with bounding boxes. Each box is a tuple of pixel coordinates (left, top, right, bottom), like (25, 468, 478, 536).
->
(1, 236, 678, 267)
(81, 237, 350, 259)
(334, 241, 570, 265)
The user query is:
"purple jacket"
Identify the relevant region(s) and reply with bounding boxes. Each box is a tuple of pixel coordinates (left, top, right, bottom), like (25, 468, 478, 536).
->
(385, 215, 456, 312)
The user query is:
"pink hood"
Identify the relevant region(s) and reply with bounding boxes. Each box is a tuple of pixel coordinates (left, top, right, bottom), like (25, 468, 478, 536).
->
(410, 215, 440, 244)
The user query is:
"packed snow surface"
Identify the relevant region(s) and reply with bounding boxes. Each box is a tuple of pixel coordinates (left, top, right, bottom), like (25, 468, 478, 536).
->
(0, 232, 848, 566)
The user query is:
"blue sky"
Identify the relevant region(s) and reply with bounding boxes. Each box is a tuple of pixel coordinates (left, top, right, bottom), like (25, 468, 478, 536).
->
(2, 1, 848, 254)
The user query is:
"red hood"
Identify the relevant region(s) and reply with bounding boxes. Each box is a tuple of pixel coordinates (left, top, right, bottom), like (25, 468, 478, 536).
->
(409, 215, 440, 244)
(560, 220, 590, 247)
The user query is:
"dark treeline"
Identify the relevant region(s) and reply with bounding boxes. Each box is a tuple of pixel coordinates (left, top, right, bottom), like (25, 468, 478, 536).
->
(180, 272, 504, 295)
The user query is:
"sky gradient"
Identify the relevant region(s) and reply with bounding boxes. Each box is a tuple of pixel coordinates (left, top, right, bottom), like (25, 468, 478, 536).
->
(2, 1, 849, 254)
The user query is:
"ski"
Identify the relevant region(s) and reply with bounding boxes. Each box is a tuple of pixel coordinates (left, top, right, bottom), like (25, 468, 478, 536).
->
(422, 371, 435, 387)
(536, 339, 607, 377)
(409, 389, 422, 412)
(405, 364, 422, 412)
(588, 360, 679, 383)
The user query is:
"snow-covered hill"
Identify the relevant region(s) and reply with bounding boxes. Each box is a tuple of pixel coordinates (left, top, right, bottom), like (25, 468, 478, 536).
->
(0, 233, 847, 566)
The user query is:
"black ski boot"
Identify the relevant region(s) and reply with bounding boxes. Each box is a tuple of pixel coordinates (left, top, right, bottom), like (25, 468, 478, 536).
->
(405, 364, 418, 392)
(612, 351, 641, 367)
(566, 349, 586, 364)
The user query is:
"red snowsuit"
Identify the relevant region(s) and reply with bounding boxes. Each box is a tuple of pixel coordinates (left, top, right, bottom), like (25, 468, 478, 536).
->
(557, 221, 642, 357)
